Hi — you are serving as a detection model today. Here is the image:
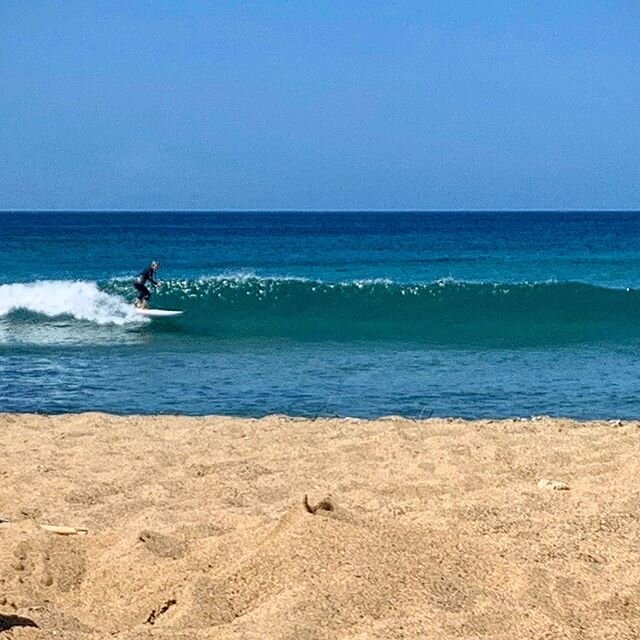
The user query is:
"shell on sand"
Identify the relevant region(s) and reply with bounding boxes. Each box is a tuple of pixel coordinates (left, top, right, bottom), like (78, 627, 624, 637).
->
(537, 478, 570, 491)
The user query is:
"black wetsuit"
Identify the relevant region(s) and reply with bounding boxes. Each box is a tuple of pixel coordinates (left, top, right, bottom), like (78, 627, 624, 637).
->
(134, 266, 158, 303)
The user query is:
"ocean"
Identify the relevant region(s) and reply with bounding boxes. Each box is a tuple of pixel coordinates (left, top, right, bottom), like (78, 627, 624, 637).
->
(2, 211, 640, 419)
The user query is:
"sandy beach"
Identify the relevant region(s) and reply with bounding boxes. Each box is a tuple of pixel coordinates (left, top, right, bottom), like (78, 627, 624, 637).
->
(1, 413, 639, 639)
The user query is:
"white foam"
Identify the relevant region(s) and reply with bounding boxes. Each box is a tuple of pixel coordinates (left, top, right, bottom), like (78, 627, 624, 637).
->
(0, 280, 145, 326)
(195, 271, 311, 284)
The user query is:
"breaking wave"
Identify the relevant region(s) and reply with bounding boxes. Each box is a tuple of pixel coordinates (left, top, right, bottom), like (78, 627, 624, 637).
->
(4, 276, 640, 346)
(0, 280, 143, 326)
(101, 275, 640, 345)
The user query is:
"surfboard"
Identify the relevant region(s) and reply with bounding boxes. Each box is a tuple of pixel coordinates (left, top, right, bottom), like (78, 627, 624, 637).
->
(134, 308, 183, 318)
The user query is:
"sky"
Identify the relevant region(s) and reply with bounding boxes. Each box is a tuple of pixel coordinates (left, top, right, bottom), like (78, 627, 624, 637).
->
(1, 1, 639, 211)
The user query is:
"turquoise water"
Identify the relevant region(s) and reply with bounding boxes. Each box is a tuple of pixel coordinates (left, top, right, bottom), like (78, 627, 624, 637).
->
(2, 211, 640, 418)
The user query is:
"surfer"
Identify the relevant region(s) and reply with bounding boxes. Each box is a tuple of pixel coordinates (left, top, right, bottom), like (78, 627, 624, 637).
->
(134, 261, 160, 308)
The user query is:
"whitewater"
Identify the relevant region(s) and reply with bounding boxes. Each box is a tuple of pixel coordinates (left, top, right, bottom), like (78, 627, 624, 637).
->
(0, 280, 143, 326)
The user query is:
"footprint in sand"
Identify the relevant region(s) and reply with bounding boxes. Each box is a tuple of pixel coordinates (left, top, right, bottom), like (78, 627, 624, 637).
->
(138, 530, 187, 559)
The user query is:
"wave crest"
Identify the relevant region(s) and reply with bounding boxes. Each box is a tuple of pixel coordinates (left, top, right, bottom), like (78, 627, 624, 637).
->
(0, 280, 143, 326)
(104, 276, 640, 343)
(4, 276, 639, 345)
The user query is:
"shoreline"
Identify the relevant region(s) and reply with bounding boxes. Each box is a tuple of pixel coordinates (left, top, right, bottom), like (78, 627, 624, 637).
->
(2, 413, 639, 638)
(1, 411, 632, 422)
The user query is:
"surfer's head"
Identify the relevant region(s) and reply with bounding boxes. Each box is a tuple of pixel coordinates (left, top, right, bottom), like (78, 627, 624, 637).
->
(151, 261, 160, 270)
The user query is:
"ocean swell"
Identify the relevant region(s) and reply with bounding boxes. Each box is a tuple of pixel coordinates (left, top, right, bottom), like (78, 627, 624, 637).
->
(102, 276, 640, 344)
(2, 276, 639, 345)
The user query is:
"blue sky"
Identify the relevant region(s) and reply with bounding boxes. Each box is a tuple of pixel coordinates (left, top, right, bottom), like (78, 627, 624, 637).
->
(1, 1, 639, 210)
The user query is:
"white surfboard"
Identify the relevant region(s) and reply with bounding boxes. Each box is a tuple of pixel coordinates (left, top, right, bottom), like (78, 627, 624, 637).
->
(134, 308, 183, 318)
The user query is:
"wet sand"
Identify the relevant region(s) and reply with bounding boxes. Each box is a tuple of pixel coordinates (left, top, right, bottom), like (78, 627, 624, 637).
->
(1, 413, 639, 639)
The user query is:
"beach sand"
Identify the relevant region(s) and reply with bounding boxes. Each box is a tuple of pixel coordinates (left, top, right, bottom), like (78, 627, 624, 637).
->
(1, 413, 639, 639)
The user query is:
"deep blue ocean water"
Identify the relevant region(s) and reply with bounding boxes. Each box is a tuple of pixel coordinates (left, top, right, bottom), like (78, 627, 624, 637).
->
(2, 211, 640, 418)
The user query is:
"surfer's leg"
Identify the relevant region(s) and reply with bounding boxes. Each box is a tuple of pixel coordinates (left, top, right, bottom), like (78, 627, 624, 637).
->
(134, 282, 150, 306)
(141, 285, 151, 308)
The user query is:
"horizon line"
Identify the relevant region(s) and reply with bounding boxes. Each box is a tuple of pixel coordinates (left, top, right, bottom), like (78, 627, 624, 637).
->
(2, 208, 640, 214)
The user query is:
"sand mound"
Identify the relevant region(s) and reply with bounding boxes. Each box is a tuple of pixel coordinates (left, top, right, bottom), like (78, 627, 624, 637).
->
(177, 499, 492, 637)
(1, 502, 488, 638)
(1, 413, 640, 638)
